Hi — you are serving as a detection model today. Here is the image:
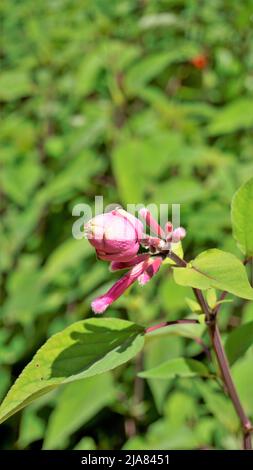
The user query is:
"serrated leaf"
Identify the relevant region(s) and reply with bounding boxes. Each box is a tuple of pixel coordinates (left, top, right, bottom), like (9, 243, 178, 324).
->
(173, 249, 253, 300)
(231, 177, 253, 256)
(139, 357, 209, 379)
(0, 318, 144, 424)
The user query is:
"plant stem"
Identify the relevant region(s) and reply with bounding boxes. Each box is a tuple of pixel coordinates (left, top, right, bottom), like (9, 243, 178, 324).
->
(167, 251, 253, 450)
(145, 319, 199, 334)
(209, 322, 252, 449)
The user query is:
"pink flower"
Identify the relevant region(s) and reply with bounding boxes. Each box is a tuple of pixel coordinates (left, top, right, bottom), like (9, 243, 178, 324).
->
(85, 209, 143, 262)
(87, 207, 186, 314)
(91, 255, 163, 314)
(139, 208, 165, 238)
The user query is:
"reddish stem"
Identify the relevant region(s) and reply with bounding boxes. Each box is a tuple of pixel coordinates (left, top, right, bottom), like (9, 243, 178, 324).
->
(145, 319, 199, 334)
(167, 251, 253, 450)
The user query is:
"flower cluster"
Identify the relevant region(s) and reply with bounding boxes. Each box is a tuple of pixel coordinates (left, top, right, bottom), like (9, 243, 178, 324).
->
(84, 208, 186, 314)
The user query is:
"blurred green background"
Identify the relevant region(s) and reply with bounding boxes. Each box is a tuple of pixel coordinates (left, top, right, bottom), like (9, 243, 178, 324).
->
(1, 0, 253, 450)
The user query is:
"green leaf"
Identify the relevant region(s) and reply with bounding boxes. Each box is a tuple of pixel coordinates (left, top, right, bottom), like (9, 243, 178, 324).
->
(0, 318, 144, 424)
(173, 249, 253, 300)
(124, 420, 200, 450)
(232, 354, 253, 415)
(231, 176, 253, 256)
(125, 52, 173, 93)
(206, 288, 217, 309)
(145, 322, 205, 340)
(0, 71, 34, 101)
(43, 373, 116, 449)
(74, 437, 96, 450)
(111, 135, 177, 204)
(18, 408, 46, 448)
(152, 177, 204, 205)
(139, 357, 209, 379)
(144, 336, 183, 413)
(125, 44, 200, 95)
(225, 321, 253, 365)
(43, 239, 92, 281)
(207, 98, 253, 135)
(40, 150, 104, 204)
(74, 52, 103, 97)
(195, 381, 239, 432)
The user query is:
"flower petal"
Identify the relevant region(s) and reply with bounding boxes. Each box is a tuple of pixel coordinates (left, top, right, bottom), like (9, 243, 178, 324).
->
(115, 209, 144, 241)
(91, 260, 149, 314)
(96, 242, 140, 262)
(138, 257, 163, 286)
(139, 208, 165, 238)
(110, 254, 150, 271)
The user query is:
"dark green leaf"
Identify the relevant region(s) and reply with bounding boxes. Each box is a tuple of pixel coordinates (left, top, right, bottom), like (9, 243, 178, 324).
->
(139, 358, 209, 379)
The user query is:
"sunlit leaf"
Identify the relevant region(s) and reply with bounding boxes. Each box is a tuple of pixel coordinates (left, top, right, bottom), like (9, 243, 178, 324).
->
(173, 249, 253, 300)
(0, 318, 144, 424)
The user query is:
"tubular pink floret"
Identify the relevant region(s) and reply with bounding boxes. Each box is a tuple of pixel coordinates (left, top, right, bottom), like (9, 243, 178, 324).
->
(139, 208, 165, 238)
(110, 254, 150, 271)
(165, 221, 173, 234)
(91, 259, 149, 314)
(138, 257, 163, 286)
(172, 227, 186, 242)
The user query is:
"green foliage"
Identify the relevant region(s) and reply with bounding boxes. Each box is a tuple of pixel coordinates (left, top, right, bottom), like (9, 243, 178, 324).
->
(173, 250, 253, 300)
(195, 381, 239, 433)
(43, 373, 116, 449)
(232, 353, 253, 416)
(0, 319, 144, 424)
(207, 99, 253, 135)
(139, 358, 210, 380)
(231, 177, 253, 257)
(225, 321, 253, 366)
(144, 335, 183, 412)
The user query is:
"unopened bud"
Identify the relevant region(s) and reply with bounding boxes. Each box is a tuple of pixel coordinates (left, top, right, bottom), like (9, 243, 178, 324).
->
(172, 227, 186, 243)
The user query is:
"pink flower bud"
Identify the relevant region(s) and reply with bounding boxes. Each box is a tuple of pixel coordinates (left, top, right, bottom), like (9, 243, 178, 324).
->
(85, 209, 143, 262)
(165, 221, 173, 234)
(171, 227, 186, 243)
(139, 208, 165, 238)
